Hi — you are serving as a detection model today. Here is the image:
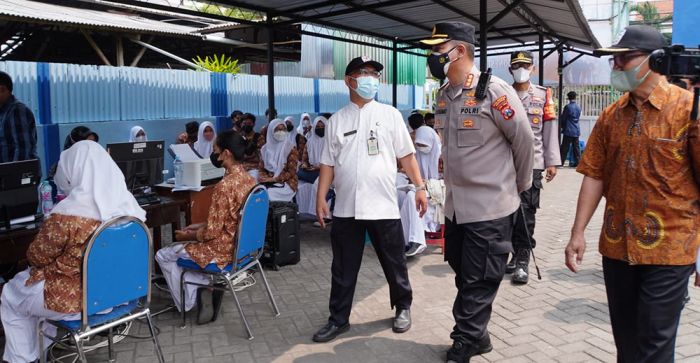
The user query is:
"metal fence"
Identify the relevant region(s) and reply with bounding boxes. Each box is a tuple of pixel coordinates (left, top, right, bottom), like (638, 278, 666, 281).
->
(551, 85, 623, 118)
(1, 60, 423, 125)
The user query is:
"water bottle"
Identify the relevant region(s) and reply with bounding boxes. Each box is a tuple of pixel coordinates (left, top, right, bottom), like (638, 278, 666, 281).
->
(38, 180, 54, 215)
(173, 156, 184, 187)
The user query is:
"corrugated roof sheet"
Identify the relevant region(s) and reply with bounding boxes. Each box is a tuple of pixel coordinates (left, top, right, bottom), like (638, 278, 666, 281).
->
(211, 0, 600, 50)
(0, 0, 209, 39)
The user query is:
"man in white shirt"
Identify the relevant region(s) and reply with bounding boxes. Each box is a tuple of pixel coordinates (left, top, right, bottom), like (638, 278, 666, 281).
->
(312, 56, 428, 343)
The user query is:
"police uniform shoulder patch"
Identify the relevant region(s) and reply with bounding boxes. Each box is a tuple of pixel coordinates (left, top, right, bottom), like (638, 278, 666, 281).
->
(492, 94, 516, 120)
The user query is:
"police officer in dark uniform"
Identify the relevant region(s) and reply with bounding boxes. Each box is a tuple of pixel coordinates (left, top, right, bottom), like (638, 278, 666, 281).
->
(420, 22, 534, 362)
(506, 50, 561, 284)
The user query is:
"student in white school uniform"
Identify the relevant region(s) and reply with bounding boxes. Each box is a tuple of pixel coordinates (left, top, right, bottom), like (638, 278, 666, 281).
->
(296, 116, 328, 216)
(193, 121, 216, 158)
(312, 56, 428, 343)
(258, 119, 299, 202)
(1, 141, 146, 363)
(398, 116, 443, 257)
(129, 126, 147, 142)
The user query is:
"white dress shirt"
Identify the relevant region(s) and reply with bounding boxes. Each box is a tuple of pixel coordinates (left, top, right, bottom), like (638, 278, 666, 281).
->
(321, 100, 415, 220)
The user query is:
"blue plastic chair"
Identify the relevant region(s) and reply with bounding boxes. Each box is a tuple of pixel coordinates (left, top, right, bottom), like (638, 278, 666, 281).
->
(176, 185, 280, 339)
(39, 216, 164, 363)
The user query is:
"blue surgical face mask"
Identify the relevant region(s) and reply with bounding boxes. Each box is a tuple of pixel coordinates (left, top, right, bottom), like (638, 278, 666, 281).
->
(611, 54, 651, 92)
(351, 76, 380, 100)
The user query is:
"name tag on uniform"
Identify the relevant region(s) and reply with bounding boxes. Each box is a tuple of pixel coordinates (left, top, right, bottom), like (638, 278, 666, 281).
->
(368, 130, 379, 155)
(344, 130, 357, 137)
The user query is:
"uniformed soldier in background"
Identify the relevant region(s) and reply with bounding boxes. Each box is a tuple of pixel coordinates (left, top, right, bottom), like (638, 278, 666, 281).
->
(420, 22, 534, 362)
(506, 50, 561, 284)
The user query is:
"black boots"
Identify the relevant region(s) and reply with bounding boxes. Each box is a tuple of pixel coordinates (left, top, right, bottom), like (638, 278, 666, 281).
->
(511, 248, 530, 284)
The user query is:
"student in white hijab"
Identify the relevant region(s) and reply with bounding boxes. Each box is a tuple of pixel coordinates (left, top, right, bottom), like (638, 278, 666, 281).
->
(129, 126, 147, 142)
(258, 119, 298, 202)
(414, 126, 442, 233)
(397, 123, 443, 257)
(414, 126, 441, 181)
(193, 121, 216, 158)
(284, 116, 299, 145)
(297, 113, 312, 138)
(296, 116, 328, 216)
(1, 141, 146, 363)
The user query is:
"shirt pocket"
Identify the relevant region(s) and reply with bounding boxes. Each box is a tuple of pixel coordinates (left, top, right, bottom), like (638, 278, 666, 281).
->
(527, 107, 543, 129)
(457, 117, 483, 148)
(650, 138, 688, 176)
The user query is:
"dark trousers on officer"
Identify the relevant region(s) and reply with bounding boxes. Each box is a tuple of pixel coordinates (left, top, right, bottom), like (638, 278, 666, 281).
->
(560, 136, 581, 167)
(444, 213, 514, 344)
(328, 218, 413, 326)
(513, 170, 543, 251)
(603, 257, 693, 363)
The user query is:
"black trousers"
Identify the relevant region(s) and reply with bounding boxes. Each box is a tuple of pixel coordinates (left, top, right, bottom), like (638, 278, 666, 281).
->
(603, 257, 694, 363)
(512, 169, 543, 250)
(444, 213, 515, 344)
(328, 218, 413, 326)
(560, 135, 581, 166)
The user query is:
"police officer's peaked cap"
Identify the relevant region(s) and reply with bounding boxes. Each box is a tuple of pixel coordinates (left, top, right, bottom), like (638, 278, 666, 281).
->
(420, 22, 476, 46)
(510, 50, 534, 65)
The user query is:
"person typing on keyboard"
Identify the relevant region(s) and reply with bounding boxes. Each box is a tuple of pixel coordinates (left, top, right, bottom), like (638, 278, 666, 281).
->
(155, 130, 256, 324)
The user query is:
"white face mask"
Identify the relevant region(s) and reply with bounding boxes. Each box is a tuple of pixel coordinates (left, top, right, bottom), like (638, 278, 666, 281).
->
(416, 145, 432, 154)
(134, 135, 146, 142)
(512, 67, 531, 83)
(273, 130, 288, 142)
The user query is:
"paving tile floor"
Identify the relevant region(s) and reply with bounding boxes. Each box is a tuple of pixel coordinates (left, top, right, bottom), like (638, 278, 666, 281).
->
(3, 168, 700, 362)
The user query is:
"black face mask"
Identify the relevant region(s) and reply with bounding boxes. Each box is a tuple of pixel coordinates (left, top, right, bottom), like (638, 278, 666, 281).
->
(210, 152, 223, 168)
(427, 46, 456, 80)
(242, 125, 254, 134)
(315, 128, 325, 138)
(286, 123, 294, 132)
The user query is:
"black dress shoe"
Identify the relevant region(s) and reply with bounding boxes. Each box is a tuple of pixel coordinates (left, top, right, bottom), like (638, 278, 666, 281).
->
(312, 322, 350, 343)
(477, 334, 493, 354)
(393, 309, 411, 333)
(446, 341, 482, 363)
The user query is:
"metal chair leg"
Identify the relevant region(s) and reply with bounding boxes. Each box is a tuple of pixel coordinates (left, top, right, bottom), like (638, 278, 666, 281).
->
(74, 334, 87, 363)
(256, 262, 280, 317)
(145, 310, 166, 363)
(38, 320, 46, 363)
(226, 279, 254, 340)
(180, 270, 187, 328)
(107, 327, 115, 362)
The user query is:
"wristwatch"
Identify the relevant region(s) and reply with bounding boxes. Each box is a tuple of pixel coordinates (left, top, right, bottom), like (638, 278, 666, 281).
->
(415, 184, 427, 192)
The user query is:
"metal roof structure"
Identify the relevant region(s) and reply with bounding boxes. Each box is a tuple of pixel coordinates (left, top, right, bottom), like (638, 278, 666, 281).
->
(0, 0, 206, 39)
(198, 0, 601, 53)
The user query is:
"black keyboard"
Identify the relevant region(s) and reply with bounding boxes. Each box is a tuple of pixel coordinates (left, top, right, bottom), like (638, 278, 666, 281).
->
(136, 194, 161, 206)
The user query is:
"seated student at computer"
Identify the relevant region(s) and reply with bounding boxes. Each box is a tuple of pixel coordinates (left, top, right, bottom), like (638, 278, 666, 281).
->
(193, 121, 216, 158)
(0, 141, 146, 363)
(129, 126, 147, 142)
(258, 119, 299, 202)
(156, 130, 256, 324)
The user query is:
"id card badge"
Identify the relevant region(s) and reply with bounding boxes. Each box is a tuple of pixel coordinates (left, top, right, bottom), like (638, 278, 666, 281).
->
(367, 130, 379, 156)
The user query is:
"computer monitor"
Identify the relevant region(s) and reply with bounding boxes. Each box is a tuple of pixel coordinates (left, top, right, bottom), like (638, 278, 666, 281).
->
(0, 159, 41, 229)
(107, 141, 164, 195)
